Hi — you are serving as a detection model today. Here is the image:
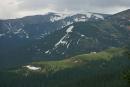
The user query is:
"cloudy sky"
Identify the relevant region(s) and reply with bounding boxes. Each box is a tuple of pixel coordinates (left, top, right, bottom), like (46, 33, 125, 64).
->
(0, 0, 130, 19)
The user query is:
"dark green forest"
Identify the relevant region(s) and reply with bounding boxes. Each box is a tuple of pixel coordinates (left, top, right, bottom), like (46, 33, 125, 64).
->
(0, 48, 130, 87)
(124, 45, 130, 85)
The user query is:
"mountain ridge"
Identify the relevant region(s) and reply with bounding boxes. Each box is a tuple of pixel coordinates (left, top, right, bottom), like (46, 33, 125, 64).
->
(0, 9, 130, 69)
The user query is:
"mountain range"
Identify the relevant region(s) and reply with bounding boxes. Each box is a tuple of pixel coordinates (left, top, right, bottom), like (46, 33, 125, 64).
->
(0, 9, 130, 87)
(0, 9, 130, 69)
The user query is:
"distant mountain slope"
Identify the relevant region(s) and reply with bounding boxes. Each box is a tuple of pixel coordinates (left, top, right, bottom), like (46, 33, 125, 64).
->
(0, 9, 130, 69)
(0, 12, 106, 39)
(0, 48, 130, 87)
(32, 9, 130, 59)
(110, 9, 130, 19)
(30, 19, 130, 59)
(0, 12, 108, 69)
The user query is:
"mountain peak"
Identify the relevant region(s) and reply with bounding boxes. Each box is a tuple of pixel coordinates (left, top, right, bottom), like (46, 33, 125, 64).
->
(118, 9, 130, 14)
(112, 9, 130, 19)
(124, 9, 130, 12)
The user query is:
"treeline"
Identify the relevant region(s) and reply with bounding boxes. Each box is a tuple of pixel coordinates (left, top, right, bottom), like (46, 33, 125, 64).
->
(0, 58, 130, 87)
(124, 45, 130, 85)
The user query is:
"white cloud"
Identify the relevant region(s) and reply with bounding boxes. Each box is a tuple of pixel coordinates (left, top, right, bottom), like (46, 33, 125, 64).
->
(0, 0, 130, 19)
(17, 8, 55, 17)
(0, 0, 19, 19)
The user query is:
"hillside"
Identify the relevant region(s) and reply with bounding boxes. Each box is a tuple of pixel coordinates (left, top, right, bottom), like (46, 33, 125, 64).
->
(0, 48, 130, 87)
(35, 20, 130, 59)
(0, 10, 130, 69)
(0, 12, 109, 69)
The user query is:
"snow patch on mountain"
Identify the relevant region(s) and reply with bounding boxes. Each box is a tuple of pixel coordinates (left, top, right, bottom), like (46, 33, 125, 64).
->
(24, 65, 41, 70)
(45, 50, 51, 54)
(50, 13, 73, 22)
(51, 27, 70, 50)
(81, 34, 85, 37)
(50, 16, 62, 22)
(61, 21, 73, 29)
(49, 25, 91, 53)
(84, 13, 104, 20)
(13, 28, 23, 34)
(50, 12, 104, 23)
(77, 38, 81, 45)
(55, 34, 68, 48)
(85, 13, 92, 18)
(66, 26, 74, 33)
(74, 18, 86, 22)
(7, 22, 12, 31)
(2, 22, 30, 39)
(0, 34, 5, 37)
(93, 14, 104, 19)
(54, 25, 74, 48)
(74, 15, 87, 22)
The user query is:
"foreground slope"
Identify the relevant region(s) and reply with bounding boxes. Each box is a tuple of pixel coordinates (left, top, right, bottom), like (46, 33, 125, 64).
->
(0, 48, 130, 87)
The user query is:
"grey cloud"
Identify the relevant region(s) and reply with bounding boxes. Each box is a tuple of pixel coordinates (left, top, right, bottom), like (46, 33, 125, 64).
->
(17, 0, 130, 13)
(1, 0, 130, 19)
(55, 0, 130, 11)
(56, 0, 130, 7)
(17, 0, 57, 10)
